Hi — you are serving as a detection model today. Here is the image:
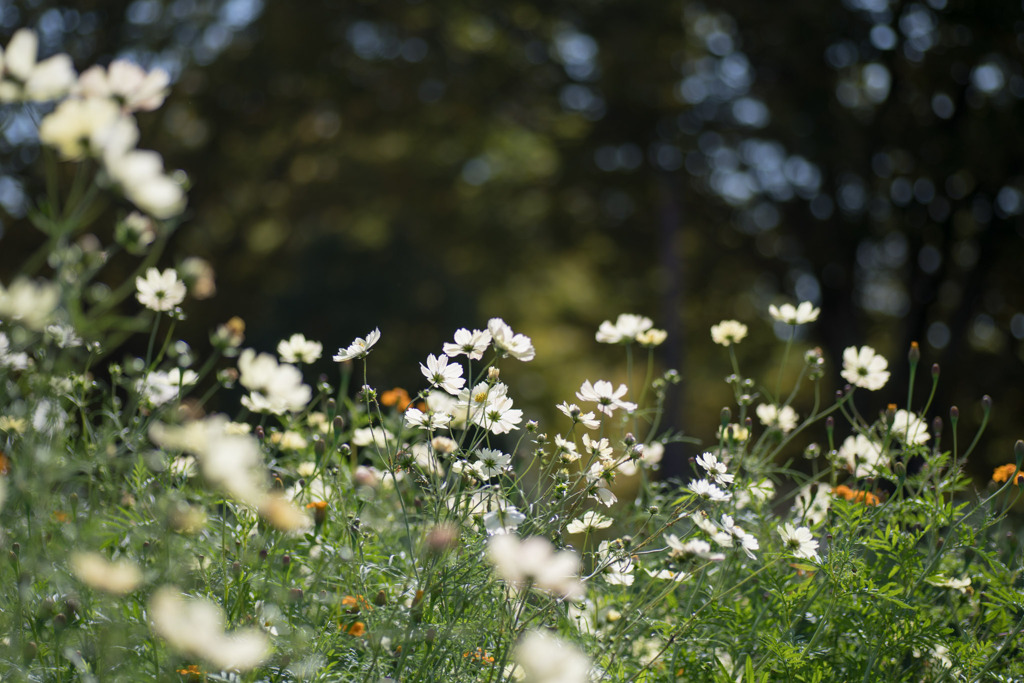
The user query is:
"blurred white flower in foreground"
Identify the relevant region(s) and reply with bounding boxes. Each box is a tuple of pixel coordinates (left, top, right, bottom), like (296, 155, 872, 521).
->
(135, 268, 186, 312)
(70, 552, 142, 595)
(0, 277, 61, 330)
(595, 313, 653, 344)
(769, 301, 820, 325)
(149, 586, 270, 672)
(488, 535, 585, 600)
(150, 415, 310, 532)
(514, 630, 591, 683)
(0, 29, 76, 102)
(75, 59, 169, 112)
(841, 345, 890, 391)
(37, 97, 129, 160)
(105, 148, 187, 219)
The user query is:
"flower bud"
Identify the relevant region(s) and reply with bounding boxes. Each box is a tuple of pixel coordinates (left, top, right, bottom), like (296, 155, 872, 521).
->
(720, 407, 731, 427)
(1015, 440, 1024, 468)
(487, 367, 500, 381)
(908, 341, 920, 364)
(982, 395, 992, 413)
(950, 406, 959, 422)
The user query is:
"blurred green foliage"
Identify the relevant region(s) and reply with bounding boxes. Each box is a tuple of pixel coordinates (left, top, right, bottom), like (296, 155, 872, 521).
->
(2, 0, 1023, 477)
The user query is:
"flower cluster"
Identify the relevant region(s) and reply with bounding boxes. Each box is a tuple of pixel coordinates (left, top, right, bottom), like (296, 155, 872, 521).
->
(4, 28, 186, 219)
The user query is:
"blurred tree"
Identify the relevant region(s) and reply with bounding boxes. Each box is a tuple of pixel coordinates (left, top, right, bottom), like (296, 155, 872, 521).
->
(2, 0, 1022, 477)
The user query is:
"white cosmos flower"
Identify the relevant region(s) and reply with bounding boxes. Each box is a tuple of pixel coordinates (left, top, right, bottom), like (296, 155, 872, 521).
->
(276, 333, 322, 364)
(488, 535, 585, 600)
(455, 381, 522, 434)
(769, 301, 820, 325)
(720, 514, 759, 559)
(481, 395, 523, 434)
(514, 630, 591, 683)
(576, 379, 637, 416)
(595, 313, 653, 344)
(420, 353, 465, 394)
(474, 448, 512, 478)
(442, 327, 492, 360)
(75, 59, 170, 112)
(778, 523, 819, 561)
(756, 404, 800, 433)
(838, 433, 886, 477)
(482, 504, 526, 535)
(664, 535, 725, 561)
(688, 478, 731, 501)
(598, 540, 635, 586)
(149, 586, 270, 672)
(556, 401, 601, 429)
(841, 345, 890, 391)
(695, 452, 734, 486)
(237, 349, 311, 414)
(554, 434, 580, 462)
(582, 434, 613, 459)
(487, 318, 535, 361)
(138, 368, 199, 406)
(566, 510, 613, 534)
(404, 407, 452, 430)
(135, 268, 186, 312)
(890, 409, 930, 445)
(333, 328, 381, 362)
(0, 29, 76, 102)
(710, 319, 748, 346)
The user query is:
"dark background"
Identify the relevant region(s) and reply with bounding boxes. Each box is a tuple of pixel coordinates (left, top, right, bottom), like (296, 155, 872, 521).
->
(2, 0, 1022, 479)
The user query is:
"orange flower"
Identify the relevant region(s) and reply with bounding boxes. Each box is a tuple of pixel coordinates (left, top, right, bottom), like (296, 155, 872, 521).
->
(0, 452, 9, 474)
(52, 510, 70, 523)
(380, 387, 412, 411)
(342, 594, 371, 613)
(832, 485, 880, 505)
(993, 463, 1024, 485)
(345, 621, 366, 637)
(177, 664, 203, 680)
(463, 647, 495, 664)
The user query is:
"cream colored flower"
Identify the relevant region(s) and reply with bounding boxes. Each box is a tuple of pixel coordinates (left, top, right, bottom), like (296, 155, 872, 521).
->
(710, 320, 747, 346)
(70, 552, 142, 595)
(769, 301, 820, 325)
(149, 586, 270, 672)
(514, 631, 591, 683)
